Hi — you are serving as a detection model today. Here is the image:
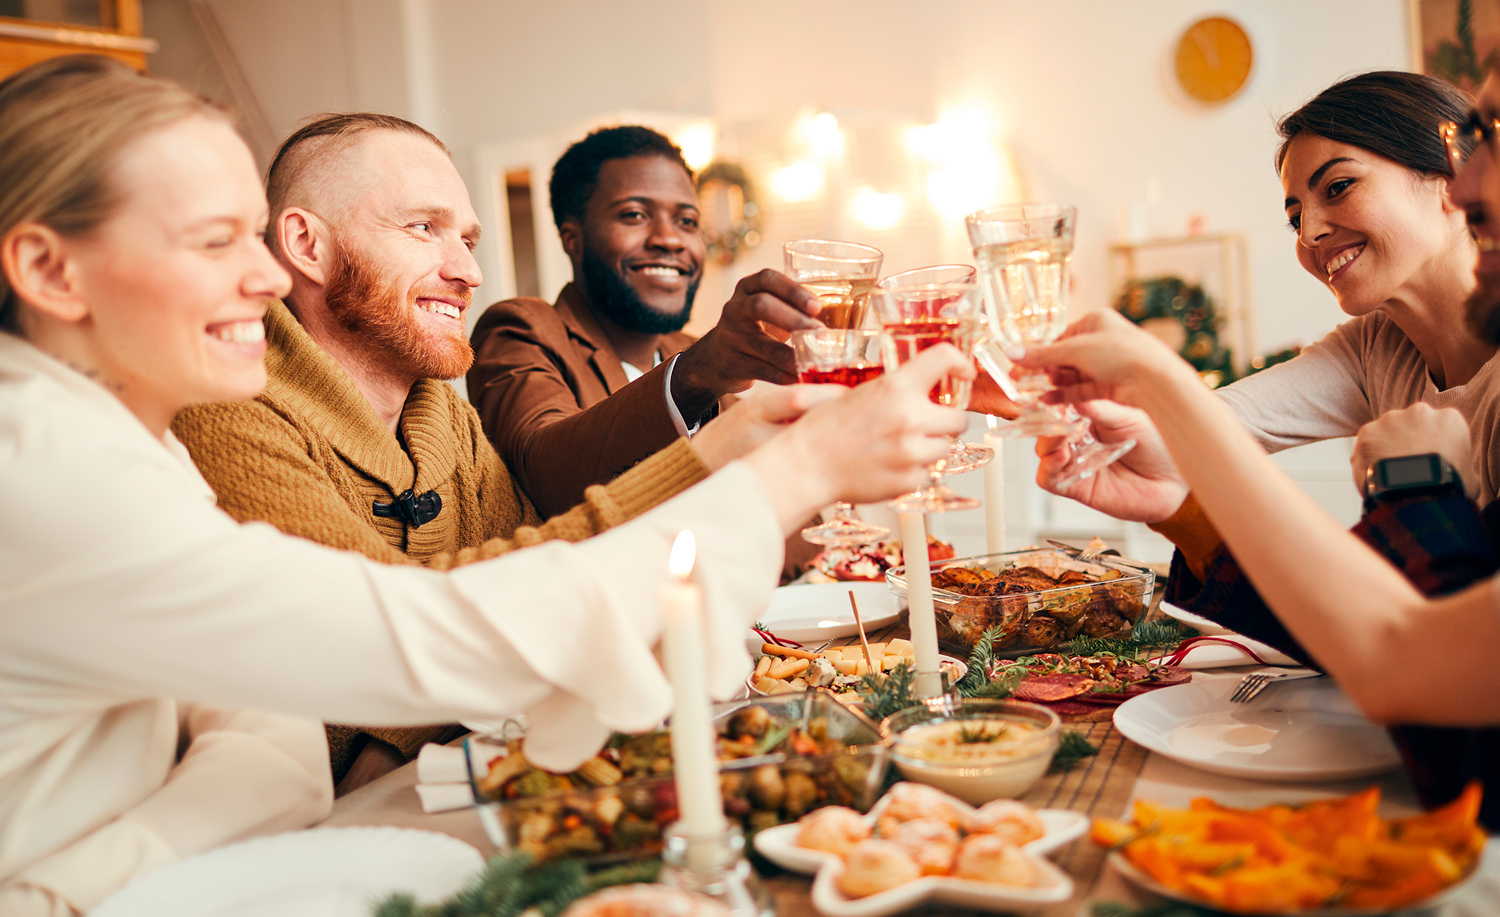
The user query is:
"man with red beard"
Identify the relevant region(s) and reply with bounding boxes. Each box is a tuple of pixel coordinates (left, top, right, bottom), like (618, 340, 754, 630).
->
(171, 115, 725, 793)
(468, 126, 823, 517)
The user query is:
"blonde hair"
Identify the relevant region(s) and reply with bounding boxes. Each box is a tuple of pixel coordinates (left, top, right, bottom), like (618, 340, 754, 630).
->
(0, 55, 229, 333)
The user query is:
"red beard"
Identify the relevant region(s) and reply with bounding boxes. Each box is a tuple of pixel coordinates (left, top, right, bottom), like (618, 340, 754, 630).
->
(323, 240, 474, 381)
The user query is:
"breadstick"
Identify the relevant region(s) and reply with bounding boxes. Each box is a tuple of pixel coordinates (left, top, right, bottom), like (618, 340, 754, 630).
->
(761, 642, 820, 661)
(753, 655, 773, 679)
(767, 657, 810, 680)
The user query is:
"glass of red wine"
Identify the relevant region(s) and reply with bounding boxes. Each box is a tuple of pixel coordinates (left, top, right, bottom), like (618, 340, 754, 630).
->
(878, 265, 992, 475)
(790, 329, 891, 545)
(873, 278, 984, 513)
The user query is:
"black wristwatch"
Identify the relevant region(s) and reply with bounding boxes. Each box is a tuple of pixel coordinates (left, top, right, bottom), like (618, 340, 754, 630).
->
(1362, 453, 1466, 511)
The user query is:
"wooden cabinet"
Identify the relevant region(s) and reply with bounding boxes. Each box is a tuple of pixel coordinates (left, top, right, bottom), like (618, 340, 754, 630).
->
(0, 0, 154, 79)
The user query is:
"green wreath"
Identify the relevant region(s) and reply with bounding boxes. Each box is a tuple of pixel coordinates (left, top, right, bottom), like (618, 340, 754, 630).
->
(1113, 276, 1298, 387)
(696, 162, 762, 267)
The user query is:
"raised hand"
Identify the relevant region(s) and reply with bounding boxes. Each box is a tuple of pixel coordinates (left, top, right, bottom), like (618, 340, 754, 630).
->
(1036, 400, 1188, 522)
(670, 269, 822, 418)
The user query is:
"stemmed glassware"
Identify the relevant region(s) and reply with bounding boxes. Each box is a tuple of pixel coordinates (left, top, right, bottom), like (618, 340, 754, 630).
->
(872, 278, 984, 513)
(783, 240, 883, 329)
(790, 329, 891, 545)
(878, 265, 992, 475)
(965, 203, 1135, 486)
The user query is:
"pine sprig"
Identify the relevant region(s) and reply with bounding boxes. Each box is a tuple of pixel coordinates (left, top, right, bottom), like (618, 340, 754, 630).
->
(1049, 729, 1100, 772)
(1069, 618, 1193, 661)
(855, 661, 918, 721)
(371, 852, 660, 917)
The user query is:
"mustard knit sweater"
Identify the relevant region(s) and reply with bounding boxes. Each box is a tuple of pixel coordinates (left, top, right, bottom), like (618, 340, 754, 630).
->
(172, 301, 709, 779)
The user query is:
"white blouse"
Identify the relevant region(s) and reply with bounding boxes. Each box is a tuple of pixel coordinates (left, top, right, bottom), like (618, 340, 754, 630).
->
(0, 334, 782, 913)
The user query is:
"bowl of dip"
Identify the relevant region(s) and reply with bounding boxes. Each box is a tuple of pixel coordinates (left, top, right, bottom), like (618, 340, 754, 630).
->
(880, 699, 1060, 804)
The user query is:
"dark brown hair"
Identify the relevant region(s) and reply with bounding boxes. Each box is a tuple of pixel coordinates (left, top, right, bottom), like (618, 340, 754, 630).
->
(1276, 71, 1473, 177)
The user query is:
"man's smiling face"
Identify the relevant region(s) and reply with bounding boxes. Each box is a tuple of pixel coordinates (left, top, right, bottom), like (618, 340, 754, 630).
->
(569, 155, 704, 334)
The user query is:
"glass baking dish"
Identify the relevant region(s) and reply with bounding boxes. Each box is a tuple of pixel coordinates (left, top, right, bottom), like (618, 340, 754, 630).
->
(468, 690, 889, 863)
(886, 547, 1155, 655)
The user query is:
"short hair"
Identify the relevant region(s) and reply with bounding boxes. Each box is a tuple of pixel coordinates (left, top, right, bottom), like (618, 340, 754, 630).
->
(1275, 71, 1473, 178)
(0, 55, 228, 334)
(548, 126, 693, 232)
(264, 112, 449, 250)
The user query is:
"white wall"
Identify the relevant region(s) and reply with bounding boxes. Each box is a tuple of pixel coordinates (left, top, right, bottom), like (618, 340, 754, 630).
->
(140, 0, 1404, 543)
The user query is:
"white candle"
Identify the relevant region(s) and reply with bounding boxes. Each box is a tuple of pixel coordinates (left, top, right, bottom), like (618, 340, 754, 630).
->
(984, 423, 1006, 557)
(660, 531, 727, 838)
(898, 512, 943, 699)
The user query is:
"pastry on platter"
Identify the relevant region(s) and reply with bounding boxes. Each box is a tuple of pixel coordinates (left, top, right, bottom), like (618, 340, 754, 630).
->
(953, 834, 1038, 886)
(881, 818, 959, 876)
(795, 805, 869, 858)
(837, 839, 921, 898)
(970, 799, 1045, 846)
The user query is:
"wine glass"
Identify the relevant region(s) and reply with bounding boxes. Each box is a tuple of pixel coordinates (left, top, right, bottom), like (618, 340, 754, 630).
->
(783, 240, 883, 329)
(790, 329, 891, 546)
(965, 203, 1135, 485)
(872, 279, 983, 513)
(878, 265, 992, 475)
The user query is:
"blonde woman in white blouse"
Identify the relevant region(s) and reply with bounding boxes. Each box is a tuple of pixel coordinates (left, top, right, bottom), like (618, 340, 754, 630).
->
(0, 57, 972, 915)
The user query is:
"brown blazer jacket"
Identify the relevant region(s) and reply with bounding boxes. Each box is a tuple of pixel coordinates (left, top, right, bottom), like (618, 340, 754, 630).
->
(467, 283, 697, 517)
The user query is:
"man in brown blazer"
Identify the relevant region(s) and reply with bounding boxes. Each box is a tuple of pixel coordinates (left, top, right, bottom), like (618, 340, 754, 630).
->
(468, 126, 822, 517)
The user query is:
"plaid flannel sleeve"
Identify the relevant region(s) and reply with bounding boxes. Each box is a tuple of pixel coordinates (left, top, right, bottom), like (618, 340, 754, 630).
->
(1164, 493, 1500, 667)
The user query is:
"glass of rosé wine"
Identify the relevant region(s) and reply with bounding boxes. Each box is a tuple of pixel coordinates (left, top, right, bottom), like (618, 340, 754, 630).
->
(872, 278, 984, 513)
(790, 329, 891, 545)
(877, 265, 992, 475)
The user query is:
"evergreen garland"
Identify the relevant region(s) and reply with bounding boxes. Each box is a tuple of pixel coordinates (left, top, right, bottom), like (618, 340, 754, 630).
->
(371, 853, 659, 917)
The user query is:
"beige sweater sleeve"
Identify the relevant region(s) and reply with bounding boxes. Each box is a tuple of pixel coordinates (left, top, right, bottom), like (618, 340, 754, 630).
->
(171, 400, 710, 570)
(3, 707, 329, 914)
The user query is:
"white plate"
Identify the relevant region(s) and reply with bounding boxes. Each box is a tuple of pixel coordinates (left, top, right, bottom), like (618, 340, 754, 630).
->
(1157, 601, 1231, 636)
(1112, 677, 1400, 782)
(752, 582, 905, 645)
(93, 827, 483, 917)
(809, 850, 1072, 916)
(754, 797, 1088, 875)
(1109, 850, 1479, 916)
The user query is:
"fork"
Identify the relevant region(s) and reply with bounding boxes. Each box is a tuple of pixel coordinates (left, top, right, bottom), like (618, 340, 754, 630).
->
(1045, 538, 1116, 563)
(1229, 670, 1322, 703)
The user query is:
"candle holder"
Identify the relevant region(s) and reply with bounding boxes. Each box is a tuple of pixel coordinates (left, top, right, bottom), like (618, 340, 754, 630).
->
(659, 821, 775, 916)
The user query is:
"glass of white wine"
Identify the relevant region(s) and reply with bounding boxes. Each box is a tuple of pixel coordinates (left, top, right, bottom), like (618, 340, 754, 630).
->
(783, 239, 883, 329)
(873, 279, 984, 513)
(966, 203, 1134, 486)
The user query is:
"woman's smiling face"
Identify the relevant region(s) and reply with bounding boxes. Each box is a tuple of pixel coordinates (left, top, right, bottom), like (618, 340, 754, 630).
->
(1281, 133, 1459, 316)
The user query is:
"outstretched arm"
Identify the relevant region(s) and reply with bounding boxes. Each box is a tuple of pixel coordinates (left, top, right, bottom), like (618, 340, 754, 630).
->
(1016, 311, 1500, 725)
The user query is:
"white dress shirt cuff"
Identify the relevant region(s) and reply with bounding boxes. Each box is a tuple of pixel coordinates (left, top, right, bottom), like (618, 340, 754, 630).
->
(662, 353, 699, 437)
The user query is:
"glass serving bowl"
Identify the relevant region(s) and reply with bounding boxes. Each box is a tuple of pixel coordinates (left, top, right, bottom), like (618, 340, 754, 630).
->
(886, 548, 1155, 656)
(468, 691, 890, 863)
(880, 698, 1061, 804)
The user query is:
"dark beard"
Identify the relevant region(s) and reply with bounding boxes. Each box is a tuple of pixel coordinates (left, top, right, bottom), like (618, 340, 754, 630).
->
(1466, 270, 1500, 346)
(323, 239, 474, 381)
(580, 246, 698, 335)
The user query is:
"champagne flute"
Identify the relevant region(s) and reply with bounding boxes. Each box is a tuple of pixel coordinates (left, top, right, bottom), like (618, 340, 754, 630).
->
(790, 329, 891, 546)
(872, 279, 983, 513)
(965, 203, 1135, 485)
(878, 265, 992, 475)
(783, 239, 883, 329)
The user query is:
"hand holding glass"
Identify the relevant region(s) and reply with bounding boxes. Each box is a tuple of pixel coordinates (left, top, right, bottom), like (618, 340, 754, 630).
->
(966, 203, 1134, 486)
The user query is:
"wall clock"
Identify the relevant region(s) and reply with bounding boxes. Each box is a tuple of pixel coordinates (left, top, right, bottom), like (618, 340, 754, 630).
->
(1174, 16, 1254, 105)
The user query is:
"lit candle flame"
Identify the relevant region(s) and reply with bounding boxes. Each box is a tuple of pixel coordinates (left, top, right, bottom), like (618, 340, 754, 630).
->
(668, 530, 696, 579)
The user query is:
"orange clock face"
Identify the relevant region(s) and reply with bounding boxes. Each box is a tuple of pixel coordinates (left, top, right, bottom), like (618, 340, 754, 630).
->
(1175, 16, 1253, 104)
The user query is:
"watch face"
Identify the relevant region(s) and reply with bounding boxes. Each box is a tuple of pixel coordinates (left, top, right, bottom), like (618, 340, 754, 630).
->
(1379, 454, 1441, 488)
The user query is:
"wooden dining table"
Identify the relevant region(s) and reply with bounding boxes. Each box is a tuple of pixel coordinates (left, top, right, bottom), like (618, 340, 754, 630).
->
(320, 615, 1500, 916)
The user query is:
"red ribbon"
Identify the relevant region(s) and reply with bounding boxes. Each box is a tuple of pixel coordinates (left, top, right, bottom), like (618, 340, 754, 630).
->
(1151, 634, 1275, 667)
